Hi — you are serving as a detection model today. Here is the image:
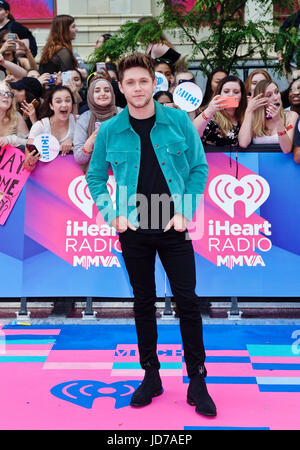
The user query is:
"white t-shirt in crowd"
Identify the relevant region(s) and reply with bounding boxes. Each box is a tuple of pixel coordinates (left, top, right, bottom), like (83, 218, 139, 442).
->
(28, 114, 76, 143)
(252, 134, 279, 145)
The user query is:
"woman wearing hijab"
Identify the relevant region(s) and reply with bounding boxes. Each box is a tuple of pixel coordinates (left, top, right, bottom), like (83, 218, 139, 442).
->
(73, 77, 122, 172)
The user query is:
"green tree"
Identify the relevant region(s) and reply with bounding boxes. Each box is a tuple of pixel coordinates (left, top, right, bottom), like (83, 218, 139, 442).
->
(89, 0, 296, 76)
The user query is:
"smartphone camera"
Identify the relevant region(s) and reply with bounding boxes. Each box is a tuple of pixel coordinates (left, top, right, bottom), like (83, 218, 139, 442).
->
(26, 144, 40, 158)
(48, 75, 57, 86)
(266, 102, 280, 120)
(7, 33, 17, 50)
(96, 62, 106, 75)
(62, 71, 72, 86)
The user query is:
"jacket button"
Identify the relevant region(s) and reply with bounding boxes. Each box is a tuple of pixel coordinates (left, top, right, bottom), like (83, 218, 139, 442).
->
(115, 161, 118, 165)
(155, 144, 158, 147)
(161, 162, 165, 165)
(177, 151, 180, 154)
(135, 165, 138, 168)
(169, 179, 172, 182)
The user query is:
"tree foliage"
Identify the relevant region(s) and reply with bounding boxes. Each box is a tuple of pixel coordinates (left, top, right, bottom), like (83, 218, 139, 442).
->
(89, 0, 297, 75)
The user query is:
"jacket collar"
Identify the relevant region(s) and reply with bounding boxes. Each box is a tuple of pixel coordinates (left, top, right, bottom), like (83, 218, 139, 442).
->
(116, 100, 172, 133)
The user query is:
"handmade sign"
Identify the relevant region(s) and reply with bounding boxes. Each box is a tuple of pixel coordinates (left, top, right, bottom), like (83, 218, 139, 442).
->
(0, 145, 30, 225)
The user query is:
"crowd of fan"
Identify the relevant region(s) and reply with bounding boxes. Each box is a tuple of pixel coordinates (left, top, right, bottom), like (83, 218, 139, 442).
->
(1, 4, 300, 175)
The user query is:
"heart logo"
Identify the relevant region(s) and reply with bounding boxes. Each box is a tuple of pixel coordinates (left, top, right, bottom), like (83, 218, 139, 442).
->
(68, 175, 94, 218)
(208, 174, 270, 218)
(68, 175, 117, 219)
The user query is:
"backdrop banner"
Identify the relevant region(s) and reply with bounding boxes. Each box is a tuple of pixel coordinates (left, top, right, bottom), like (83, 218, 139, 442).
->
(0, 150, 299, 298)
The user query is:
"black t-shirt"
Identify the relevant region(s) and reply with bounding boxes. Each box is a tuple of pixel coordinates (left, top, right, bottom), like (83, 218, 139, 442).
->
(129, 114, 174, 233)
(0, 20, 37, 56)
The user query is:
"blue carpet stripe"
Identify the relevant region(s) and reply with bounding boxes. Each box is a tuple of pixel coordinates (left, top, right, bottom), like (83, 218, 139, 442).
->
(258, 385, 300, 392)
(256, 377, 300, 385)
(184, 426, 270, 430)
(247, 345, 297, 357)
(113, 362, 182, 369)
(0, 356, 47, 363)
(182, 356, 251, 363)
(3, 326, 60, 329)
(4, 339, 56, 345)
(183, 376, 257, 384)
(5, 335, 57, 341)
(206, 356, 251, 363)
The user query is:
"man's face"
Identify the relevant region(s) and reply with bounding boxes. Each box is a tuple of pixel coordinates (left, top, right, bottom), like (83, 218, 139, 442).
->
(119, 67, 156, 110)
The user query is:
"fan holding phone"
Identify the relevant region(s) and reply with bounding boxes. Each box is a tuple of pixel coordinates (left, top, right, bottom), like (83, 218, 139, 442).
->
(238, 79, 298, 153)
(193, 75, 247, 147)
(24, 85, 76, 171)
(0, 80, 28, 148)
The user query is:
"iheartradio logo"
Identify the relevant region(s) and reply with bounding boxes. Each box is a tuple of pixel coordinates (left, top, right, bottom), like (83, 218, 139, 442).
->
(209, 174, 270, 218)
(68, 175, 116, 218)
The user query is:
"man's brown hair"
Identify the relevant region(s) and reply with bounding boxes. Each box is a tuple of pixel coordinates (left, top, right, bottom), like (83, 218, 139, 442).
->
(118, 52, 155, 83)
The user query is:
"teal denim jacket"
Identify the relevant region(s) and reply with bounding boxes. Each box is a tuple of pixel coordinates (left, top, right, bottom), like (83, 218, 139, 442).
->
(86, 100, 208, 228)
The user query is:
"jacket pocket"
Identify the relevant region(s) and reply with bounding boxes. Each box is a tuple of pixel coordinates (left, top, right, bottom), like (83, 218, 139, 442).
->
(165, 141, 189, 177)
(166, 140, 189, 156)
(106, 151, 128, 183)
(106, 151, 127, 167)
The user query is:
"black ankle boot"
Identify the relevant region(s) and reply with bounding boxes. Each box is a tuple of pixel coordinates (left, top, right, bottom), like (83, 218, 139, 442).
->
(187, 374, 217, 416)
(130, 368, 163, 407)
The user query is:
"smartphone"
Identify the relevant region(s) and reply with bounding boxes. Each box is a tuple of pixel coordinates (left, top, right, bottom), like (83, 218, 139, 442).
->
(48, 75, 57, 85)
(96, 62, 106, 74)
(219, 96, 239, 108)
(62, 71, 73, 86)
(7, 33, 17, 41)
(265, 112, 272, 120)
(26, 144, 40, 157)
(265, 102, 280, 119)
(31, 99, 39, 108)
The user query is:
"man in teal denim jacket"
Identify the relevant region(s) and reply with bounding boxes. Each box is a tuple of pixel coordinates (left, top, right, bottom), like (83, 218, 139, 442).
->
(86, 53, 216, 417)
(87, 92, 208, 229)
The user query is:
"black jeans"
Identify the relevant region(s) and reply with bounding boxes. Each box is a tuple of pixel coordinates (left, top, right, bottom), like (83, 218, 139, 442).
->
(119, 228, 206, 378)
